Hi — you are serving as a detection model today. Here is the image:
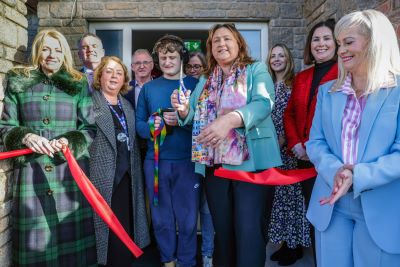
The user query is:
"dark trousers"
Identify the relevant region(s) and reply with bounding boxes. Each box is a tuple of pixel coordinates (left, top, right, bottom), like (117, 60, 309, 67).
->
(144, 159, 200, 267)
(105, 174, 133, 267)
(205, 168, 271, 267)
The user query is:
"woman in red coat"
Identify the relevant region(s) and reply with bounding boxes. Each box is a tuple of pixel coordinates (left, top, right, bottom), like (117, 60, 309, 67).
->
(283, 18, 338, 264)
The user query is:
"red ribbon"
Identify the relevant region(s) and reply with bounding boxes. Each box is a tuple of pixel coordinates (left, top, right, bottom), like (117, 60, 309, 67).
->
(214, 167, 317, 185)
(0, 147, 143, 258)
(0, 148, 33, 160)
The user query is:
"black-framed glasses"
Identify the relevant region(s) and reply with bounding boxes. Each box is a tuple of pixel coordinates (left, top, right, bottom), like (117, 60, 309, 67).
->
(185, 64, 203, 71)
(132, 61, 153, 66)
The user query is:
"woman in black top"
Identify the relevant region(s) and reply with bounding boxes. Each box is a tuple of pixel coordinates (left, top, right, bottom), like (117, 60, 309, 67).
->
(89, 56, 150, 266)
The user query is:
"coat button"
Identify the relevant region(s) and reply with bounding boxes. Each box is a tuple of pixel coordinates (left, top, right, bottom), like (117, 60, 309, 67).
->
(47, 189, 53, 196)
(44, 165, 53, 172)
(42, 118, 50, 125)
(43, 95, 50, 101)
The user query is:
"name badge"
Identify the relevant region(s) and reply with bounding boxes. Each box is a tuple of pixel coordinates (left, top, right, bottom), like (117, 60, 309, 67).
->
(117, 132, 130, 151)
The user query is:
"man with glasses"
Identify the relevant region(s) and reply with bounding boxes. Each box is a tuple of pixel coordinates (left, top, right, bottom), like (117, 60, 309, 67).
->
(78, 33, 105, 92)
(126, 49, 154, 108)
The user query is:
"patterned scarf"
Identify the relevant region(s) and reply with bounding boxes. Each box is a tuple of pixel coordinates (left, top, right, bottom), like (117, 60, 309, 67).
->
(192, 64, 249, 166)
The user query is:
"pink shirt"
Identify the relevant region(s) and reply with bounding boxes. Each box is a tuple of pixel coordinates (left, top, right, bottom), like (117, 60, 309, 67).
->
(338, 74, 367, 164)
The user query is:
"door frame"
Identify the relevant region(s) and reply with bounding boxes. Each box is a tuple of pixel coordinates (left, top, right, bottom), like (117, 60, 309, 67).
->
(89, 21, 269, 78)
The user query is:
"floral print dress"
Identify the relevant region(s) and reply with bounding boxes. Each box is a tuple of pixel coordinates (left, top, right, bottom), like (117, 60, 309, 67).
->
(267, 81, 311, 248)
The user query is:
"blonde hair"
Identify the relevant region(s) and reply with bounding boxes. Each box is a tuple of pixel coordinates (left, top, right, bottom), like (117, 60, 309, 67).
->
(16, 29, 83, 80)
(266, 43, 295, 87)
(93, 56, 130, 94)
(333, 9, 400, 94)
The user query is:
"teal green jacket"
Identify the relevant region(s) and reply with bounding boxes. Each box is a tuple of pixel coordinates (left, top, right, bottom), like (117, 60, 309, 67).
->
(180, 62, 282, 176)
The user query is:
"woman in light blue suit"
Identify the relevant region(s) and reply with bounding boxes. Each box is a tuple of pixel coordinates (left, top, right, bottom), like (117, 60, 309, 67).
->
(306, 10, 400, 267)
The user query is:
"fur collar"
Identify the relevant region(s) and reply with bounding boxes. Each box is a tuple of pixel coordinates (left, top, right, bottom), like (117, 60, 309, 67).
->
(6, 68, 87, 96)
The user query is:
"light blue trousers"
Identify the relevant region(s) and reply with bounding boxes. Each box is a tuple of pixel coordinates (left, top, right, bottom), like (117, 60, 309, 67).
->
(315, 193, 400, 267)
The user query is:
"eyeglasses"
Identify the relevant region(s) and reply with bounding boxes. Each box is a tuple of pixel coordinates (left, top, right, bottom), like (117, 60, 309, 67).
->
(132, 61, 153, 66)
(185, 64, 203, 71)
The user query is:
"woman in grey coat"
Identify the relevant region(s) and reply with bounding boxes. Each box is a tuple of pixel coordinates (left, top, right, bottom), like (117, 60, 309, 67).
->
(89, 56, 150, 266)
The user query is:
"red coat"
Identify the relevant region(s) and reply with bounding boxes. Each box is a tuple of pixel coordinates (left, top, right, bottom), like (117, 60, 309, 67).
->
(284, 63, 338, 150)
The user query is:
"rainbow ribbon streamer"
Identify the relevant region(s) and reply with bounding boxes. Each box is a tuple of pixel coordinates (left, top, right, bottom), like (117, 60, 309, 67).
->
(177, 61, 187, 104)
(149, 109, 167, 206)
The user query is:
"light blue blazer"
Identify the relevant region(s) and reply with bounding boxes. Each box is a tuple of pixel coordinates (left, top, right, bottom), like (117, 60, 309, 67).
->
(180, 62, 282, 177)
(306, 77, 400, 254)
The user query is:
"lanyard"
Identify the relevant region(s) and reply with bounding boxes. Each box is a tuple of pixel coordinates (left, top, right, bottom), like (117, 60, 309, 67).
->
(106, 98, 129, 137)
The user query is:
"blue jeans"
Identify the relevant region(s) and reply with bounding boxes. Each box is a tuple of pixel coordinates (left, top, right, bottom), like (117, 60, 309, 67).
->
(200, 185, 214, 257)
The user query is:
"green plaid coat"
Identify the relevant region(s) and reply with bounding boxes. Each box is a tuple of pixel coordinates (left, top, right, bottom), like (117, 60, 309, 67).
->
(0, 69, 97, 267)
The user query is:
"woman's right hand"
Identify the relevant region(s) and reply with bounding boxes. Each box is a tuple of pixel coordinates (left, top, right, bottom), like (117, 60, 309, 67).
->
(22, 133, 55, 157)
(292, 142, 308, 160)
(171, 89, 191, 119)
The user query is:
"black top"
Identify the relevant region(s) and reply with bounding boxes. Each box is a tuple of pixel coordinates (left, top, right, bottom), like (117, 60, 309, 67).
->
(110, 104, 131, 188)
(307, 59, 336, 108)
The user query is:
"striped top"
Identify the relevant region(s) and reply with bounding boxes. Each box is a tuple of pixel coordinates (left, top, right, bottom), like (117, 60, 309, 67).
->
(338, 74, 367, 164)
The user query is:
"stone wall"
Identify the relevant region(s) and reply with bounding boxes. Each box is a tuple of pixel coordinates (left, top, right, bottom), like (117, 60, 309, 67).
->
(0, 0, 29, 265)
(304, 0, 400, 43)
(375, 0, 400, 43)
(36, 0, 399, 73)
(36, 0, 306, 71)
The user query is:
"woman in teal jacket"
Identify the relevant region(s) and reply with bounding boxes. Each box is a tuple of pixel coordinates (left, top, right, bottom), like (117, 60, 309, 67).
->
(172, 23, 281, 267)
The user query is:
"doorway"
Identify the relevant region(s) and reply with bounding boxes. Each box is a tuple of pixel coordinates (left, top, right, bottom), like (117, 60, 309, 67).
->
(90, 21, 268, 79)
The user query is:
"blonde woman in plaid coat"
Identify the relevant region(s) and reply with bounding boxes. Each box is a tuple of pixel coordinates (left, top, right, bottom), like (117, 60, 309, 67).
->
(0, 29, 97, 266)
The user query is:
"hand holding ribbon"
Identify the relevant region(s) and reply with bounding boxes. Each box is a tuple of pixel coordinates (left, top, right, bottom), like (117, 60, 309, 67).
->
(22, 133, 55, 158)
(0, 146, 143, 258)
(149, 109, 167, 206)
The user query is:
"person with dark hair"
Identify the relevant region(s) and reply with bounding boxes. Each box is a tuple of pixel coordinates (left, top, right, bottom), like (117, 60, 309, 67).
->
(89, 56, 150, 267)
(283, 18, 338, 263)
(172, 24, 281, 267)
(266, 44, 311, 266)
(0, 29, 97, 267)
(306, 10, 400, 267)
(185, 51, 206, 79)
(78, 33, 105, 92)
(136, 35, 200, 267)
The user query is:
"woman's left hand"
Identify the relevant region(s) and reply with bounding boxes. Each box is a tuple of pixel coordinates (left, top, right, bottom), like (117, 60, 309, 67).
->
(49, 137, 69, 152)
(197, 116, 233, 148)
(320, 165, 353, 205)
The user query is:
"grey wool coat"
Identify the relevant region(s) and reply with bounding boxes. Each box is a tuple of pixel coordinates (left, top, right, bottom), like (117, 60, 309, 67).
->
(89, 90, 150, 265)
